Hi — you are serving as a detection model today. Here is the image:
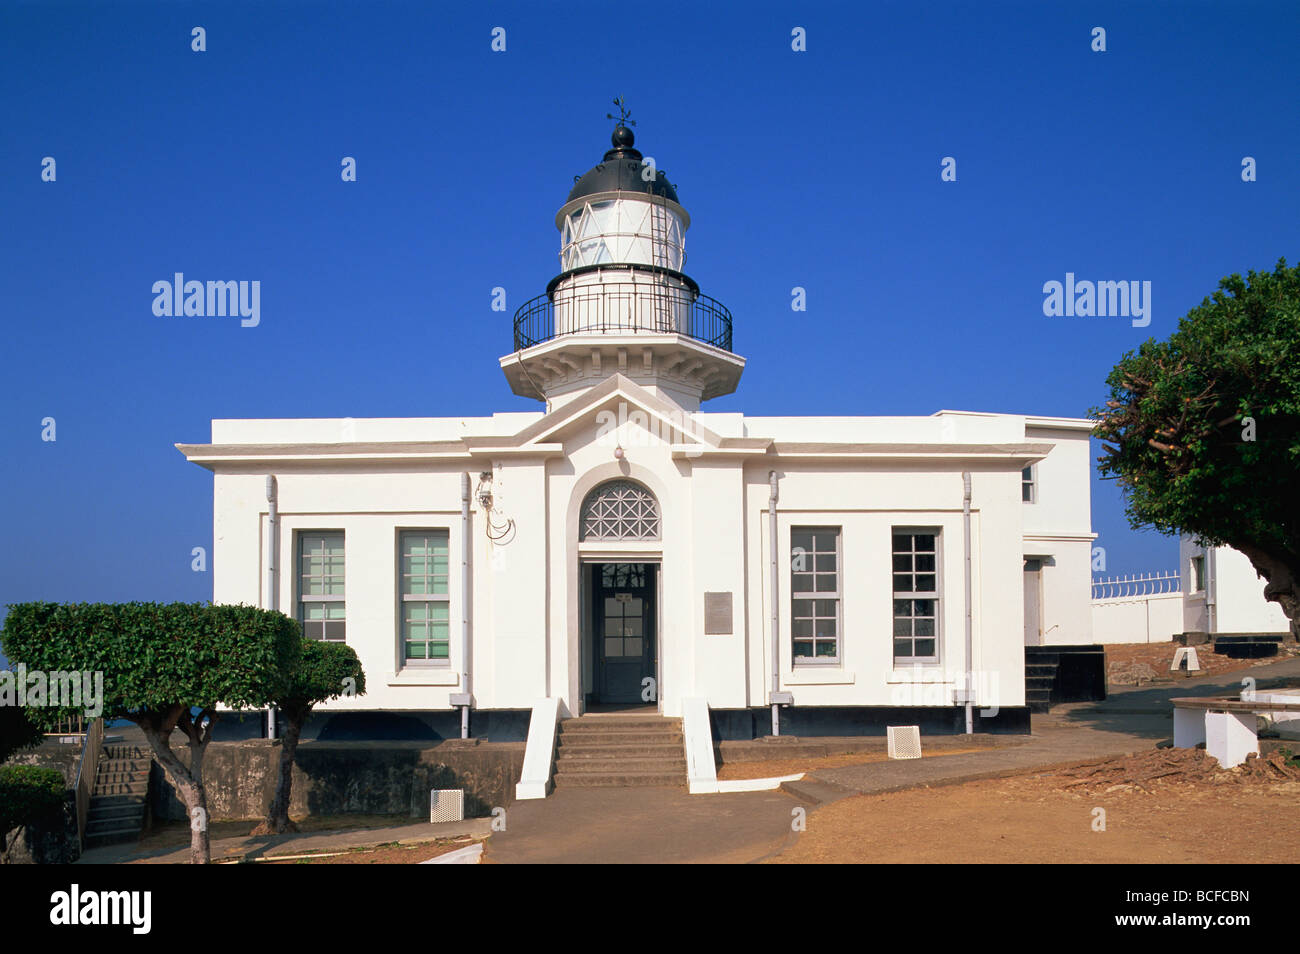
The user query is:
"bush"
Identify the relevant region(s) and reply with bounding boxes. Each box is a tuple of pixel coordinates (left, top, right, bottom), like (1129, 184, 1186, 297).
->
(0, 765, 65, 835)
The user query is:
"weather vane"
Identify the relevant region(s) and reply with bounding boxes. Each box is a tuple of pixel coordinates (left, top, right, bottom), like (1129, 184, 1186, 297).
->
(606, 96, 636, 128)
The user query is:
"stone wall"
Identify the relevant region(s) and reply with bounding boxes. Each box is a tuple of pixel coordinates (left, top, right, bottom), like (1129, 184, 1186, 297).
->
(151, 739, 525, 822)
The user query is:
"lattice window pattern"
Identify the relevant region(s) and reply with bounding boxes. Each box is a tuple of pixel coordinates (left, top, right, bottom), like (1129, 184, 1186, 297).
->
(580, 480, 661, 541)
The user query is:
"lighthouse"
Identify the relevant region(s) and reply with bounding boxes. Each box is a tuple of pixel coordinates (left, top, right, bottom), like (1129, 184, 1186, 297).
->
(501, 116, 745, 412)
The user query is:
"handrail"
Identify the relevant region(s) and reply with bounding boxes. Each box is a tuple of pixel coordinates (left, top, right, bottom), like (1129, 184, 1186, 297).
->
(1091, 571, 1181, 601)
(513, 281, 733, 353)
(73, 717, 104, 849)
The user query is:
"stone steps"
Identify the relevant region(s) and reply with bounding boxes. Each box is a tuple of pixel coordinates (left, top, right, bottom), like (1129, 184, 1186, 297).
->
(553, 714, 686, 788)
(84, 748, 152, 849)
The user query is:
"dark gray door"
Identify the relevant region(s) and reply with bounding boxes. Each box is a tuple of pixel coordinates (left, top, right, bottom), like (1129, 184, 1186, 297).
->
(594, 563, 656, 703)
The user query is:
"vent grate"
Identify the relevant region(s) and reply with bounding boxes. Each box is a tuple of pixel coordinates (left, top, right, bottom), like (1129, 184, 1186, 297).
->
(887, 725, 922, 760)
(430, 788, 465, 824)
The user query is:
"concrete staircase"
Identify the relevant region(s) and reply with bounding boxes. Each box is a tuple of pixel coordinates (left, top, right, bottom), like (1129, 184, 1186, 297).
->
(553, 714, 686, 788)
(1025, 653, 1059, 714)
(84, 743, 151, 848)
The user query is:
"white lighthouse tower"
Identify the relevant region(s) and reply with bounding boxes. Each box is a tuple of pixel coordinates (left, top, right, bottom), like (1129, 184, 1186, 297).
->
(501, 110, 744, 411)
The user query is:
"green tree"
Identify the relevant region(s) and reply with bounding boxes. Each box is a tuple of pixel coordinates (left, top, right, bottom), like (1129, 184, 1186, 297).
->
(0, 765, 65, 858)
(0, 602, 299, 863)
(253, 639, 366, 835)
(1093, 259, 1300, 637)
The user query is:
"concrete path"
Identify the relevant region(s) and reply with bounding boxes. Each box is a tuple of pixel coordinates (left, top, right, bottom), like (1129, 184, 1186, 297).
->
(78, 818, 492, 864)
(482, 786, 805, 864)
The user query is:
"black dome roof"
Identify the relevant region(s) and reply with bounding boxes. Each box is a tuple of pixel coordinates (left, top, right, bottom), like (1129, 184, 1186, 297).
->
(567, 125, 679, 204)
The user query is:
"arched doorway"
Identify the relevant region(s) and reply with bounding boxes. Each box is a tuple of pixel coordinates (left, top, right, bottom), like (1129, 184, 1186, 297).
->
(580, 480, 660, 705)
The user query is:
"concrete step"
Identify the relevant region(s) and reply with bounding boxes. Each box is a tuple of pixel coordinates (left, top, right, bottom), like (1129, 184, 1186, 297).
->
(89, 793, 147, 810)
(555, 757, 687, 774)
(84, 824, 143, 848)
(556, 742, 685, 759)
(88, 801, 146, 822)
(104, 745, 150, 761)
(558, 733, 683, 748)
(93, 781, 149, 797)
(556, 722, 681, 738)
(553, 770, 685, 788)
(1025, 664, 1057, 676)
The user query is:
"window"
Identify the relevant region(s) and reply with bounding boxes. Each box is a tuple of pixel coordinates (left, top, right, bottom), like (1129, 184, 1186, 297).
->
(1191, 554, 1206, 593)
(893, 530, 940, 662)
(299, 532, 345, 642)
(580, 480, 660, 541)
(791, 527, 841, 663)
(400, 530, 451, 664)
(1022, 465, 1036, 503)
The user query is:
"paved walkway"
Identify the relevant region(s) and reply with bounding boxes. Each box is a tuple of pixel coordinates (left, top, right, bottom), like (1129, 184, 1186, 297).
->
(482, 786, 804, 864)
(78, 818, 492, 864)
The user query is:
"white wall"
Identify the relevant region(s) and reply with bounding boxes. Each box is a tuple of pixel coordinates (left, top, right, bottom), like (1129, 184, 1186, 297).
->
(1180, 537, 1290, 634)
(1091, 592, 1184, 644)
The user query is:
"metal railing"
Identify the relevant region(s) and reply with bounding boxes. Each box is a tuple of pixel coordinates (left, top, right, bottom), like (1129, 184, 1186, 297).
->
(1091, 571, 1182, 601)
(44, 714, 86, 737)
(73, 717, 104, 849)
(512, 281, 733, 352)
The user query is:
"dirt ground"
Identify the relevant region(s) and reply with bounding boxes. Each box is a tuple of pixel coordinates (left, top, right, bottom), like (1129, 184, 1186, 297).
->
(716, 748, 989, 781)
(1104, 640, 1299, 684)
(262, 836, 477, 864)
(772, 748, 1300, 863)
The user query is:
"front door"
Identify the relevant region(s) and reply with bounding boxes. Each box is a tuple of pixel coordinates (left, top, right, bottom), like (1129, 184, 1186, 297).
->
(593, 563, 656, 704)
(1024, 558, 1043, 645)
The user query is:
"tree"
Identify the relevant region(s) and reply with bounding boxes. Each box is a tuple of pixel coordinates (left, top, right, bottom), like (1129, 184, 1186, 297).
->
(1093, 258, 1300, 638)
(0, 602, 299, 863)
(252, 639, 365, 835)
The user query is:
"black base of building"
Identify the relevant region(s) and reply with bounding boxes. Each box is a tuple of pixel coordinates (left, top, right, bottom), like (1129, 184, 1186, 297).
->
(708, 705, 1032, 741)
(206, 709, 534, 744)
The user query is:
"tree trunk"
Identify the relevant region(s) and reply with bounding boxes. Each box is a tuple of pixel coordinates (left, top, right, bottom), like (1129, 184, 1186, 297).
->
(136, 707, 214, 864)
(253, 708, 306, 835)
(1237, 543, 1300, 643)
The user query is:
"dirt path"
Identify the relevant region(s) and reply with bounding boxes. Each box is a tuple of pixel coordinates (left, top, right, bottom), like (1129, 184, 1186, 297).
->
(772, 750, 1300, 864)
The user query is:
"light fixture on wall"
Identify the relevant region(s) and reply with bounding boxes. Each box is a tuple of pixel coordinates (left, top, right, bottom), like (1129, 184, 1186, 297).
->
(613, 444, 624, 460)
(475, 471, 494, 511)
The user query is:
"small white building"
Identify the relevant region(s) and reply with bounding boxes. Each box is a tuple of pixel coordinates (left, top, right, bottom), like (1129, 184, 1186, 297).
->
(177, 125, 1096, 738)
(1180, 537, 1291, 635)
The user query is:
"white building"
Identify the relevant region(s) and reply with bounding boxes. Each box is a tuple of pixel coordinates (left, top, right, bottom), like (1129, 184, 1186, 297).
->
(1180, 537, 1291, 635)
(177, 124, 1096, 739)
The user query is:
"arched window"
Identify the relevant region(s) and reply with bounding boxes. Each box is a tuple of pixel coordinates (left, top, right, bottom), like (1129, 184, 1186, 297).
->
(580, 480, 661, 541)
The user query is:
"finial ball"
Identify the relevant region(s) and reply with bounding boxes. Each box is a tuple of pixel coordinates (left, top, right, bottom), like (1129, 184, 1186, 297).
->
(611, 125, 635, 149)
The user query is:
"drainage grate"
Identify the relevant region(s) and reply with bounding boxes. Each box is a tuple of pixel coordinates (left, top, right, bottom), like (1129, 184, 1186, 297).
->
(429, 789, 465, 823)
(887, 725, 922, 760)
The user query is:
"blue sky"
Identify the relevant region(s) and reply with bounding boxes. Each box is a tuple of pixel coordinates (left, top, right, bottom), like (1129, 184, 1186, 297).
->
(1, 0, 1297, 630)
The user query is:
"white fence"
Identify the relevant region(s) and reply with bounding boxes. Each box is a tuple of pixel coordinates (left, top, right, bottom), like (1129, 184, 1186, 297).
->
(1091, 572, 1184, 644)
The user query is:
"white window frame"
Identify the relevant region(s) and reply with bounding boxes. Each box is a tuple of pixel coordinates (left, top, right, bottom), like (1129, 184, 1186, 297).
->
(298, 531, 346, 642)
(892, 528, 942, 664)
(1022, 464, 1037, 504)
(399, 529, 452, 668)
(790, 526, 842, 666)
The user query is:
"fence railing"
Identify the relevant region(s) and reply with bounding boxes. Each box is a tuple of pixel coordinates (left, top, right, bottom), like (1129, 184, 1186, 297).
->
(513, 281, 733, 352)
(1091, 571, 1181, 601)
(44, 714, 86, 737)
(73, 717, 104, 849)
